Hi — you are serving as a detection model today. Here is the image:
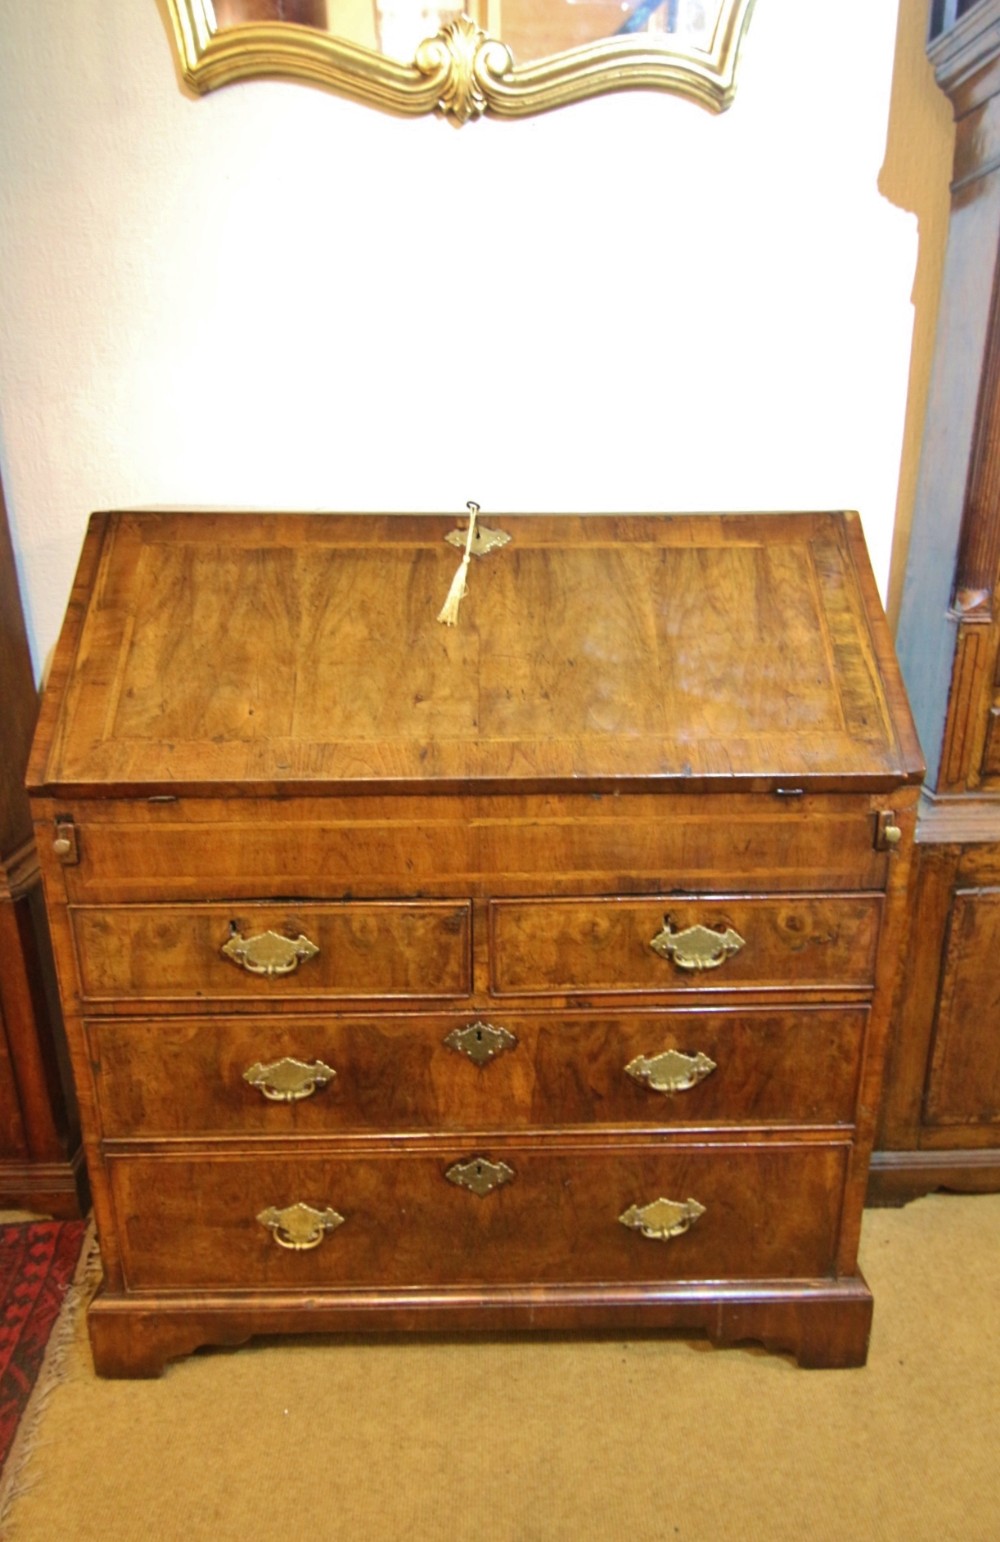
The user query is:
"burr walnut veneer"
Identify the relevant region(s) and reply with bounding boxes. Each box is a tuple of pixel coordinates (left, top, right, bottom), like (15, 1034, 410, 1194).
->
(28, 510, 922, 1374)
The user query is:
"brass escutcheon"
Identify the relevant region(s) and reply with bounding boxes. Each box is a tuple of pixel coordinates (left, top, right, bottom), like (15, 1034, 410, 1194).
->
(257, 1201, 344, 1250)
(444, 522, 511, 556)
(619, 1196, 706, 1242)
(443, 1021, 518, 1067)
(221, 927, 320, 977)
(650, 919, 745, 971)
(625, 1048, 717, 1094)
(243, 1057, 337, 1102)
(445, 1157, 515, 1197)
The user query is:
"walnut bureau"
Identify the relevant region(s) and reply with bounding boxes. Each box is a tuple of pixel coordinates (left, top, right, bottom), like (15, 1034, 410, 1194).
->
(28, 510, 922, 1375)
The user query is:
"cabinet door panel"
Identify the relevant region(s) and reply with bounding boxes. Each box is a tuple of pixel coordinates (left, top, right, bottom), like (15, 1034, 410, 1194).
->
(925, 889, 1000, 1126)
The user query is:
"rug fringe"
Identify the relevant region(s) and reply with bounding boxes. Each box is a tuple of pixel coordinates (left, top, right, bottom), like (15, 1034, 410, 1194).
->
(0, 1220, 100, 1537)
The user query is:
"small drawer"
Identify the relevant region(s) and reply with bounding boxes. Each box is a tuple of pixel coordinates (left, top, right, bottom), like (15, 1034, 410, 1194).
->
(89, 1005, 866, 1138)
(107, 1137, 848, 1292)
(490, 895, 882, 997)
(70, 900, 471, 1005)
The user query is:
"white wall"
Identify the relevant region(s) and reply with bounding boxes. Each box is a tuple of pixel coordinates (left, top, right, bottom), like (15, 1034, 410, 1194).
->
(0, 1, 929, 676)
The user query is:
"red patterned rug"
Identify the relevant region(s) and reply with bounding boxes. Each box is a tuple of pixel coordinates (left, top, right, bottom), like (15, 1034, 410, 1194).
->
(0, 1221, 88, 1479)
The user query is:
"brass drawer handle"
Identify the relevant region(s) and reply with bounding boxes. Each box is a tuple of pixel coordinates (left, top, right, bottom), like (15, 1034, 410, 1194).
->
(257, 1202, 344, 1251)
(222, 927, 319, 977)
(625, 1049, 716, 1094)
(445, 1157, 515, 1197)
(650, 919, 745, 971)
(243, 1057, 336, 1102)
(619, 1196, 706, 1242)
(443, 1021, 518, 1066)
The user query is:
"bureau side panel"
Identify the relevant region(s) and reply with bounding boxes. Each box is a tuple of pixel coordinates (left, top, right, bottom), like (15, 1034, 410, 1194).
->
(29, 796, 124, 1284)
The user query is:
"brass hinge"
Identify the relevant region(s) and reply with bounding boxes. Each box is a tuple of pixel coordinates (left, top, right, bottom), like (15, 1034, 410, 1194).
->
(875, 810, 903, 853)
(52, 815, 80, 866)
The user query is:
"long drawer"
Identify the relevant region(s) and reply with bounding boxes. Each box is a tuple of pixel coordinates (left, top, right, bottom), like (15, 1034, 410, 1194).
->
(490, 895, 882, 996)
(70, 901, 472, 1004)
(107, 1138, 850, 1292)
(49, 792, 892, 903)
(88, 1006, 867, 1136)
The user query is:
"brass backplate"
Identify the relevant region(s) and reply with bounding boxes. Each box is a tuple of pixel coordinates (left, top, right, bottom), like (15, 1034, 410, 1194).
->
(650, 920, 745, 971)
(243, 1057, 336, 1102)
(619, 1196, 706, 1242)
(221, 928, 320, 977)
(257, 1201, 344, 1250)
(625, 1048, 717, 1094)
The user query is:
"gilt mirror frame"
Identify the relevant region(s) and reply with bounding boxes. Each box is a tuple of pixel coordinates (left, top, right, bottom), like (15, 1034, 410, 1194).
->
(163, 1, 757, 124)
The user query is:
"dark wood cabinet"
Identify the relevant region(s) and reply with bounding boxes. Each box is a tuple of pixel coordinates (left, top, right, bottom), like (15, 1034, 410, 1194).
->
(29, 510, 921, 1374)
(0, 484, 87, 1217)
(871, 0, 1000, 1202)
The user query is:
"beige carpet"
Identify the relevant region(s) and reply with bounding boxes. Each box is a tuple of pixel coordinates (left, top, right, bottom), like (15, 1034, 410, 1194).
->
(1, 1193, 998, 1542)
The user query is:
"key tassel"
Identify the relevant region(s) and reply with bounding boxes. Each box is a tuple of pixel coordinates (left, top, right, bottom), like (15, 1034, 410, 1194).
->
(437, 501, 480, 626)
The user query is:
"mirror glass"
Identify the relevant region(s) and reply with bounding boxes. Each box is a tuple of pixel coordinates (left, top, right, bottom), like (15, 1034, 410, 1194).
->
(211, 2, 726, 67)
